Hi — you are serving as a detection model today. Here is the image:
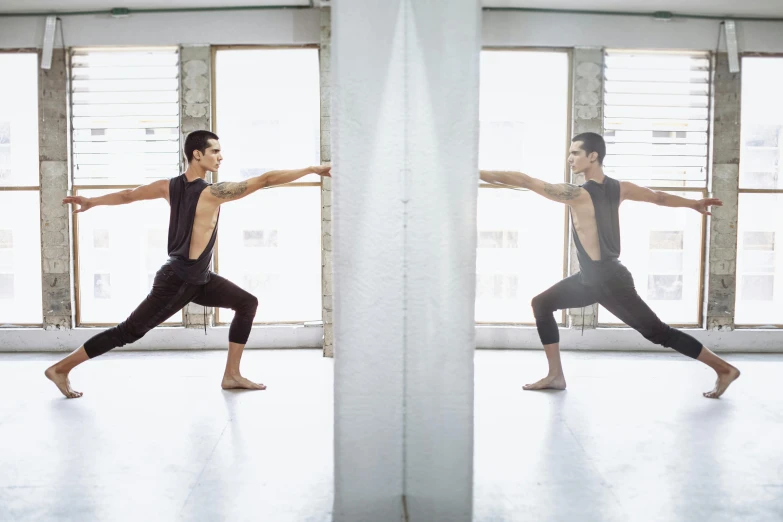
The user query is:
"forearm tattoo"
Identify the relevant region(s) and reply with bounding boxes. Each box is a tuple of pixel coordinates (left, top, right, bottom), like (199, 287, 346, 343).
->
(544, 183, 582, 201)
(210, 181, 248, 199)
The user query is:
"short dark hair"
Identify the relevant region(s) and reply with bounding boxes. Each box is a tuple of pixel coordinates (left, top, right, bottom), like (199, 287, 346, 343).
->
(184, 130, 219, 163)
(572, 132, 606, 165)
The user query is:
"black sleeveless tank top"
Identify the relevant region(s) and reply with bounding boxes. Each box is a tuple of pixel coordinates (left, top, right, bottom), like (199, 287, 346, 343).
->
(164, 174, 219, 285)
(572, 175, 622, 284)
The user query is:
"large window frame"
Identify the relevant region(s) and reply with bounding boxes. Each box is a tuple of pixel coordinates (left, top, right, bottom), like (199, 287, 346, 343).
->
(0, 51, 44, 327)
(71, 185, 178, 326)
(596, 187, 708, 328)
(598, 49, 712, 328)
(477, 47, 572, 326)
(735, 53, 783, 328)
(69, 46, 183, 326)
(211, 45, 323, 326)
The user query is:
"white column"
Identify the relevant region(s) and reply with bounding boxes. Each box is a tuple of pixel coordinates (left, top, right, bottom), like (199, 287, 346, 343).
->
(332, 1, 480, 520)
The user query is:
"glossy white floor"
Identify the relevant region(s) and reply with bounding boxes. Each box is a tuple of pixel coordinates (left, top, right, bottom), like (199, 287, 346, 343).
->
(1, 349, 780, 521)
(475, 350, 783, 522)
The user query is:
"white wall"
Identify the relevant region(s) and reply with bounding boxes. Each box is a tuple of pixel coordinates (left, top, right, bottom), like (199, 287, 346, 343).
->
(332, 0, 478, 519)
(3, 9, 782, 51)
(0, 325, 322, 351)
(0, 9, 319, 48)
(483, 11, 783, 52)
(477, 326, 783, 352)
(331, 0, 406, 517)
(3, 325, 780, 353)
(403, 0, 479, 518)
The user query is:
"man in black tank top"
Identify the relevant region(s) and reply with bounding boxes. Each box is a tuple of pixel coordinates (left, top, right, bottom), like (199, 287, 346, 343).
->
(45, 131, 331, 399)
(480, 132, 740, 399)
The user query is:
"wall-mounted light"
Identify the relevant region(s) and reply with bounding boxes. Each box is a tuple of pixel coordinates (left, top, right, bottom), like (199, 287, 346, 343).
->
(41, 15, 58, 70)
(724, 20, 740, 73)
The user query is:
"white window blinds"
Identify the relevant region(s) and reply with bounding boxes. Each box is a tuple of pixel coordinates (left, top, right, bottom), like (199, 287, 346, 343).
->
(71, 47, 180, 185)
(603, 50, 710, 188)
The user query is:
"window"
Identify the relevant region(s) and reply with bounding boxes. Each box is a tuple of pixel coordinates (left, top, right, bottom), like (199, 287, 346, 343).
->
(600, 50, 710, 325)
(477, 50, 570, 323)
(71, 48, 180, 186)
(737, 225, 776, 302)
(737, 57, 783, 325)
(214, 48, 321, 324)
(75, 189, 175, 324)
(603, 50, 710, 188)
(0, 53, 43, 325)
(71, 48, 180, 324)
(598, 193, 704, 324)
(648, 231, 685, 301)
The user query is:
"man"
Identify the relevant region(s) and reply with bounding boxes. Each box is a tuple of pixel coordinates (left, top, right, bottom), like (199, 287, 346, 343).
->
(480, 132, 740, 399)
(45, 130, 331, 398)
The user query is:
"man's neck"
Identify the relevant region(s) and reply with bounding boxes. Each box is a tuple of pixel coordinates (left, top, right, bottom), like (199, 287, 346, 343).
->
(584, 168, 606, 184)
(183, 164, 209, 182)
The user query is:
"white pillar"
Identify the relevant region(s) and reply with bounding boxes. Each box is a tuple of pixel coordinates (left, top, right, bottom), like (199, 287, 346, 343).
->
(332, 1, 480, 520)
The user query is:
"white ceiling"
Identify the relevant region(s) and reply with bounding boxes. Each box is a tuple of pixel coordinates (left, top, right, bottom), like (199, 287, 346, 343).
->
(0, 0, 781, 17)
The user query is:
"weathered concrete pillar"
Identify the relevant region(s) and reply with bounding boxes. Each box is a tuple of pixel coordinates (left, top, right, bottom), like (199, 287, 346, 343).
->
(320, 7, 334, 357)
(180, 45, 214, 329)
(39, 49, 72, 329)
(707, 53, 741, 330)
(569, 47, 603, 329)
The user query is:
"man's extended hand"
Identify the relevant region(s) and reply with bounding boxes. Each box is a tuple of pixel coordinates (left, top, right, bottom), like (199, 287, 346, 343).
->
(693, 197, 723, 216)
(62, 196, 94, 214)
(313, 164, 331, 177)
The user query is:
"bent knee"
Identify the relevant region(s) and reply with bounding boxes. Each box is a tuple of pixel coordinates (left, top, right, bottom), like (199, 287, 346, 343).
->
(237, 293, 258, 314)
(531, 294, 552, 316)
(116, 323, 147, 345)
(642, 325, 673, 346)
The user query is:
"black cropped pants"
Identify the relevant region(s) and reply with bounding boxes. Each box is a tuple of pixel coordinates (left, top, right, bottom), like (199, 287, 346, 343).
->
(531, 264, 703, 359)
(84, 265, 258, 359)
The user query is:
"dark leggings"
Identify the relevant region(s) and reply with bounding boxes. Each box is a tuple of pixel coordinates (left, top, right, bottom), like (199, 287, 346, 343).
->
(84, 265, 258, 359)
(531, 265, 703, 359)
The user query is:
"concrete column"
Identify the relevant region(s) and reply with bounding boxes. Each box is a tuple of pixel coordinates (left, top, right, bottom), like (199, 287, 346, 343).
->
(39, 49, 72, 330)
(320, 7, 334, 357)
(180, 45, 213, 328)
(707, 53, 740, 330)
(569, 47, 604, 329)
(332, 1, 479, 520)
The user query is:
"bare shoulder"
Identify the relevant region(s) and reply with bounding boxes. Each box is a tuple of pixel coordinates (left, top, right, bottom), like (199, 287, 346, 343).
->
(619, 180, 655, 203)
(152, 179, 169, 194)
(209, 181, 248, 198)
(129, 179, 169, 202)
(542, 182, 588, 203)
(205, 180, 249, 203)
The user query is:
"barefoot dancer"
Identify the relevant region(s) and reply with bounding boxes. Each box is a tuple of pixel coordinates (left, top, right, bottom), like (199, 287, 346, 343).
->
(46, 130, 331, 398)
(480, 132, 740, 399)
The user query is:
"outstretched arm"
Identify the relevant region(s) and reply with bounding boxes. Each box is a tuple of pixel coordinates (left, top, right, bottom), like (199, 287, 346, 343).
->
(62, 179, 169, 214)
(480, 170, 587, 205)
(205, 165, 331, 204)
(620, 181, 722, 215)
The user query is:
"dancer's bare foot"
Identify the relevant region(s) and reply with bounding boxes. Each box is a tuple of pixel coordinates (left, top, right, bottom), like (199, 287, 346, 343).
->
(523, 374, 566, 391)
(45, 366, 83, 399)
(221, 374, 266, 390)
(704, 366, 740, 399)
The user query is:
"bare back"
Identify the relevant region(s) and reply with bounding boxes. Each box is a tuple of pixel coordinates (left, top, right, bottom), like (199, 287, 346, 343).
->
(569, 201, 601, 262)
(189, 194, 220, 260)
